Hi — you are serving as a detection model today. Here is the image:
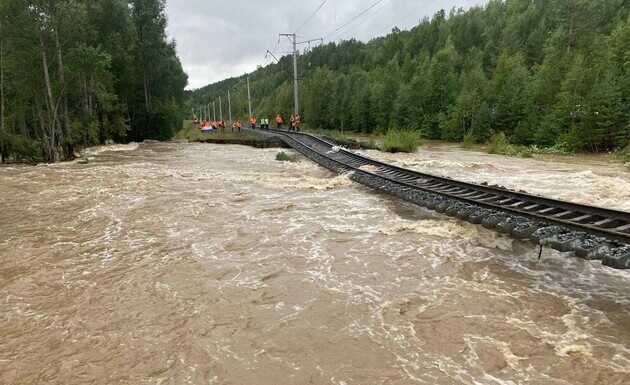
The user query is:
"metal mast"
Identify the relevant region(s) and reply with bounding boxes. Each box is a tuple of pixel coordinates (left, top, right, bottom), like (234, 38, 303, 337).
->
(279, 34, 323, 116)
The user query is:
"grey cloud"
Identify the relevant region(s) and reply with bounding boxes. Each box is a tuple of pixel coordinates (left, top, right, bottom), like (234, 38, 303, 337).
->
(166, 0, 485, 89)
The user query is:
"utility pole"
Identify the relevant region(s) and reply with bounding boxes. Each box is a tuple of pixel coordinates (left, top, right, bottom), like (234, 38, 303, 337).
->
(228, 90, 232, 124)
(212, 101, 216, 121)
(280, 34, 299, 115)
(221, 98, 224, 121)
(279, 34, 323, 116)
(246, 75, 252, 118)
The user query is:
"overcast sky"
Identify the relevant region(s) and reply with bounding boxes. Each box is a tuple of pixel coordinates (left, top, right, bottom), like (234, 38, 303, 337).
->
(165, 0, 485, 89)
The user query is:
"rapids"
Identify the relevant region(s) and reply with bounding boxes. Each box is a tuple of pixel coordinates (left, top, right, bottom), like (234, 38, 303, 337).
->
(1, 142, 629, 385)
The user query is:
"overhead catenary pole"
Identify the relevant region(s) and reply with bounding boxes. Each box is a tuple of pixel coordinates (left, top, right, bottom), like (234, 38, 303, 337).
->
(292, 35, 299, 115)
(212, 101, 216, 121)
(219, 96, 223, 121)
(279, 33, 299, 115)
(279, 34, 323, 116)
(228, 90, 232, 124)
(246, 75, 252, 118)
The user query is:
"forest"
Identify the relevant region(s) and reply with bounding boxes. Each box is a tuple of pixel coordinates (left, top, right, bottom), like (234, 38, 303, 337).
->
(191, 0, 630, 153)
(0, 0, 188, 163)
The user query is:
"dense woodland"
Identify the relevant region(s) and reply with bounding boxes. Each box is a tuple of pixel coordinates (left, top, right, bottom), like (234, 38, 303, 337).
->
(193, 0, 630, 153)
(0, 0, 187, 162)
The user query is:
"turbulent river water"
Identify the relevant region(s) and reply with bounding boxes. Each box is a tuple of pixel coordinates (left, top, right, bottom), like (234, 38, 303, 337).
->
(1, 142, 630, 385)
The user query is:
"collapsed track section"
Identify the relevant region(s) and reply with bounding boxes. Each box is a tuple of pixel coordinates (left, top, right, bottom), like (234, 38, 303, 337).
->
(261, 128, 630, 269)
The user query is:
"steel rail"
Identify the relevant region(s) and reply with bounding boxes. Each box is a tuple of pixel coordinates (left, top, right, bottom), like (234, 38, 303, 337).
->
(263, 128, 630, 246)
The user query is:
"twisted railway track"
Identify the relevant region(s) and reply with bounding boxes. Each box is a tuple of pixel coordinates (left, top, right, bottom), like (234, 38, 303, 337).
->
(259, 128, 630, 269)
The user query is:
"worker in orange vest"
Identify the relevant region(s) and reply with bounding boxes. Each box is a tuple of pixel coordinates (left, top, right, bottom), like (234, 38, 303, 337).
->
(249, 116, 257, 129)
(275, 114, 284, 129)
(294, 114, 301, 132)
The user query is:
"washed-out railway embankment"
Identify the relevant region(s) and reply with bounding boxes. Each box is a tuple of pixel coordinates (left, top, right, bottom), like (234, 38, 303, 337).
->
(255, 128, 630, 270)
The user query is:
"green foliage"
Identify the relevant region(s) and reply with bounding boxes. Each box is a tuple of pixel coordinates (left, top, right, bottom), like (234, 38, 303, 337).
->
(0, 0, 187, 163)
(0, 132, 43, 163)
(189, 0, 630, 156)
(462, 132, 477, 149)
(275, 151, 299, 162)
(487, 132, 513, 155)
(381, 129, 422, 153)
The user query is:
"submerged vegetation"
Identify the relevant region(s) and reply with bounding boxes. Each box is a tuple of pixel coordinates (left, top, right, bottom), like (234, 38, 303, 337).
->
(381, 129, 422, 153)
(193, 0, 630, 155)
(275, 151, 300, 162)
(0, 0, 188, 163)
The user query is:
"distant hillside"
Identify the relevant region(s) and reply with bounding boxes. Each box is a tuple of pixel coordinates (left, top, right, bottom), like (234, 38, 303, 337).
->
(190, 0, 630, 152)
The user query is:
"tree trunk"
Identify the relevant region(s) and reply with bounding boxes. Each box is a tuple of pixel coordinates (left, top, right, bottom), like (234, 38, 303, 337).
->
(98, 104, 105, 145)
(0, 30, 3, 164)
(39, 31, 56, 162)
(1, 26, 5, 136)
(567, 1, 576, 54)
(54, 27, 69, 145)
(83, 76, 89, 117)
(35, 97, 49, 160)
(143, 72, 151, 112)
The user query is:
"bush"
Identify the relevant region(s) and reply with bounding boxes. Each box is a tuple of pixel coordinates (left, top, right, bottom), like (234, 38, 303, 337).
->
(486, 132, 537, 158)
(357, 138, 380, 150)
(381, 129, 421, 153)
(276, 151, 299, 162)
(1, 134, 43, 163)
(487, 132, 513, 155)
(462, 132, 476, 149)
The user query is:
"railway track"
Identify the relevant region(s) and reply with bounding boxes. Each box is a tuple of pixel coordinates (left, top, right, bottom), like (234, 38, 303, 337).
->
(259, 128, 630, 269)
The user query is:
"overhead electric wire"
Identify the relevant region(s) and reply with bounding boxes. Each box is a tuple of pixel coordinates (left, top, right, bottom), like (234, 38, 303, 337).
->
(328, 0, 392, 42)
(295, 0, 329, 33)
(324, 0, 387, 40)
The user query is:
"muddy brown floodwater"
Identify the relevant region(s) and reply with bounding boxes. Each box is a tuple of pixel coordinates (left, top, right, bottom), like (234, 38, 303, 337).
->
(1, 142, 630, 385)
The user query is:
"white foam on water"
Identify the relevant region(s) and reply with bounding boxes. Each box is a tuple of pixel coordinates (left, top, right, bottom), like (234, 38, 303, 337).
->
(83, 142, 140, 156)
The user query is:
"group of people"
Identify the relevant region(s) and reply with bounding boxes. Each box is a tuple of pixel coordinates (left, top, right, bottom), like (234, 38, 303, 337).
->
(196, 120, 225, 131)
(261, 114, 302, 131)
(288, 114, 301, 131)
(195, 113, 303, 132)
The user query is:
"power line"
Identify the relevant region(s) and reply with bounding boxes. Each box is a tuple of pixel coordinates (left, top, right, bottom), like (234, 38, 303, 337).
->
(324, 0, 387, 40)
(329, 0, 392, 42)
(295, 0, 329, 33)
